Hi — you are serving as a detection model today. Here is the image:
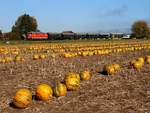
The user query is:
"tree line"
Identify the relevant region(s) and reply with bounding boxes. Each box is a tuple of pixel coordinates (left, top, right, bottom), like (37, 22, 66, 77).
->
(0, 14, 150, 40)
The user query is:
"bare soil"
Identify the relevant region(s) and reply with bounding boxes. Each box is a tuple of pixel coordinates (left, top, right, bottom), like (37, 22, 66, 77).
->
(0, 49, 150, 113)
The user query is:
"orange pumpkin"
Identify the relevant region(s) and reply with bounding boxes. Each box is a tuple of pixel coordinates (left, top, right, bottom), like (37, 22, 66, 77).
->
(40, 54, 46, 59)
(36, 84, 53, 101)
(13, 89, 32, 108)
(112, 64, 120, 72)
(133, 61, 143, 70)
(33, 54, 39, 60)
(146, 58, 150, 64)
(15, 55, 24, 62)
(136, 57, 144, 65)
(145, 56, 150, 64)
(65, 77, 79, 91)
(104, 65, 115, 75)
(15, 55, 21, 61)
(5, 57, 13, 63)
(80, 70, 91, 81)
(53, 83, 67, 97)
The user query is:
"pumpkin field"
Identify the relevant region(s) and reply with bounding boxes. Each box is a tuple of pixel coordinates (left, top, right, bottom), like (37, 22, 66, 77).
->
(0, 40, 150, 113)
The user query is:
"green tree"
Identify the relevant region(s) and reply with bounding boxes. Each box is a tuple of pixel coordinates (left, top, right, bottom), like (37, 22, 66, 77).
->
(131, 20, 150, 39)
(12, 14, 38, 39)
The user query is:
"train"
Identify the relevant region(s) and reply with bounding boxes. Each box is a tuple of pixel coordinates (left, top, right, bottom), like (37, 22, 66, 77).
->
(25, 31, 131, 40)
(26, 32, 48, 40)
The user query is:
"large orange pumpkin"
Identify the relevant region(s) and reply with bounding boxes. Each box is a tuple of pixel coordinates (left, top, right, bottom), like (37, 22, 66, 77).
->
(36, 84, 53, 101)
(53, 83, 67, 97)
(13, 89, 32, 108)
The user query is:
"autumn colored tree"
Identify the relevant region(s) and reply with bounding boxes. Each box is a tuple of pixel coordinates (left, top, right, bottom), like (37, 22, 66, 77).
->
(132, 21, 150, 39)
(12, 14, 38, 39)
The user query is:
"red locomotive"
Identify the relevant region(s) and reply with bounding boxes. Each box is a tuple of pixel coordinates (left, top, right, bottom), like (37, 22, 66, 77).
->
(26, 32, 48, 40)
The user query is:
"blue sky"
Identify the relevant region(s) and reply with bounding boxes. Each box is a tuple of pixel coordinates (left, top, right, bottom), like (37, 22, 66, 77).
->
(0, 0, 150, 33)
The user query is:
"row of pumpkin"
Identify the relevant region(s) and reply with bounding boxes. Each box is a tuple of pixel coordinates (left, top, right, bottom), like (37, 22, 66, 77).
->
(0, 41, 150, 63)
(0, 47, 148, 64)
(12, 70, 90, 109)
(104, 55, 150, 75)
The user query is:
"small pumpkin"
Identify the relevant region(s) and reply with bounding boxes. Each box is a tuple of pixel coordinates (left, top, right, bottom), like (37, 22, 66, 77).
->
(15, 55, 24, 62)
(53, 83, 67, 97)
(13, 89, 32, 108)
(36, 84, 53, 101)
(15, 55, 21, 61)
(104, 65, 115, 75)
(5, 57, 13, 63)
(65, 77, 79, 91)
(33, 54, 39, 60)
(136, 57, 144, 65)
(80, 70, 91, 81)
(1, 58, 6, 63)
(133, 61, 143, 70)
(40, 54, 46, 59)
(145, 56, 150, 64)
(146, 58, 150, 64)
(112, 64, 120, 72)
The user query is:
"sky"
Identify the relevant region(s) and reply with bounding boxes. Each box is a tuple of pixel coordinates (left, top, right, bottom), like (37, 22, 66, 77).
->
(0, 0, 150, 33)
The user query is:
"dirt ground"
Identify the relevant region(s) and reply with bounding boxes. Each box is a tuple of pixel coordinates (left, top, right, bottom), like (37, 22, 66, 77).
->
(0, 49, 150, 113)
